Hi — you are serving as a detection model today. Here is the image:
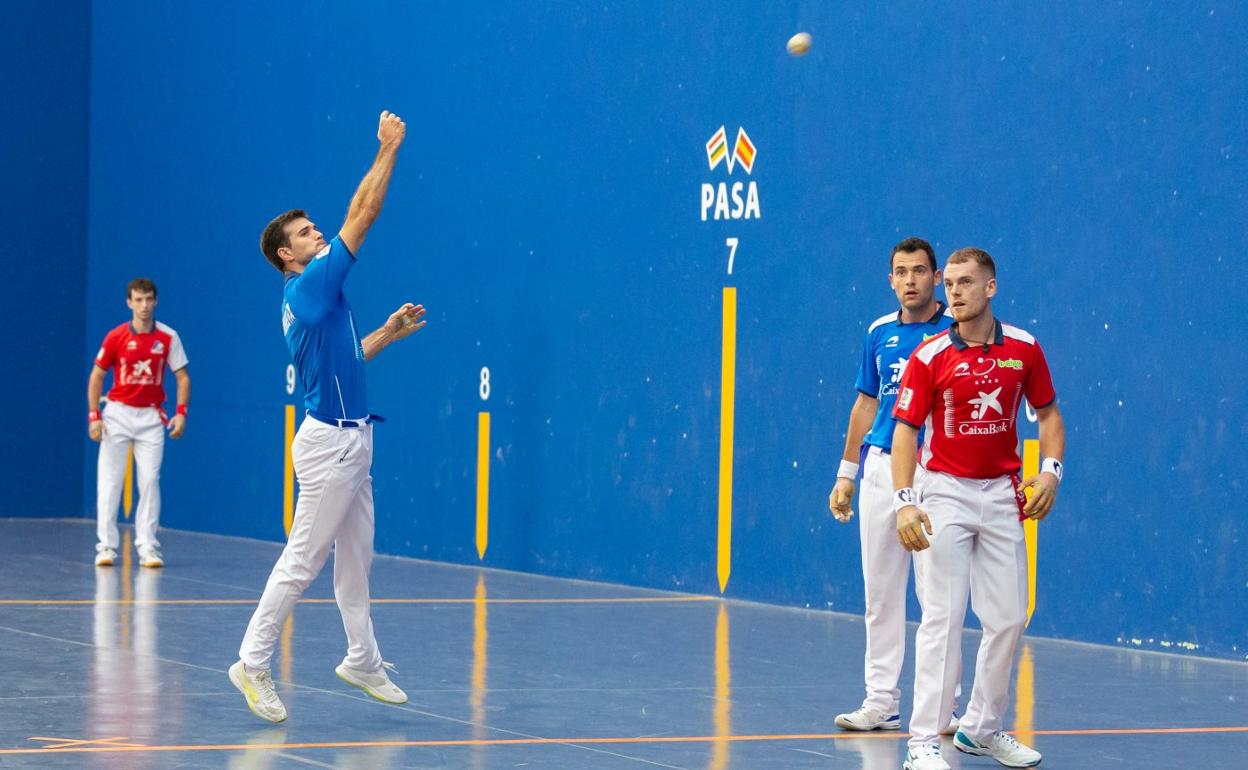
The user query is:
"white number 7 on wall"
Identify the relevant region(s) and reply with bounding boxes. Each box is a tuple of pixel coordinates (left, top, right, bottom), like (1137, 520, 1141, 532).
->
(725, 237, 739, 275)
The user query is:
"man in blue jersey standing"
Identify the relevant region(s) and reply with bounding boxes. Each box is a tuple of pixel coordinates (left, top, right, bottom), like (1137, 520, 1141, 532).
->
(229, 110, 427, 723)
(829, 237, 956, 733)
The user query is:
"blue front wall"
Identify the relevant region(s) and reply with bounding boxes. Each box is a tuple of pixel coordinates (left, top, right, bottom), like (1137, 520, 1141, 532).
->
(2, 0, 90, 517)
(74, 3, 1248, 658)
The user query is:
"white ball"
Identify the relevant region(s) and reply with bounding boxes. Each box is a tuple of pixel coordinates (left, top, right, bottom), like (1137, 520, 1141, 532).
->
(786, 32, 812, 56)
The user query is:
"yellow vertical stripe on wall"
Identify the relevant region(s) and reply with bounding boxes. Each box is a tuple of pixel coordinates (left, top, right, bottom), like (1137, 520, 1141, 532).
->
(717, 287, 737, 594)
(476, 412, 490, 560)
(1023, 438, 1040, 625)
(284, 405, 295, 537)
(123, 446, 134, 519)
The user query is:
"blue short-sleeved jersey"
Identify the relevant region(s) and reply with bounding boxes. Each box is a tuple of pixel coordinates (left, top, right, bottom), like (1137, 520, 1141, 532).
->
(854, 303, 953, 451)
(281, 236, 368, 420)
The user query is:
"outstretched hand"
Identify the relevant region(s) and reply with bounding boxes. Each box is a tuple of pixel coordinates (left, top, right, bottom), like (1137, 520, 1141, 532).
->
(385, 303, 427, 341)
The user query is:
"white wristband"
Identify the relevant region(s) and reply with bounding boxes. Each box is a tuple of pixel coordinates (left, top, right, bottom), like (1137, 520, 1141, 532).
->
(1041, 457, 1064, 482)
(836, 460, 860, 480)
(893, 487, 916, 513)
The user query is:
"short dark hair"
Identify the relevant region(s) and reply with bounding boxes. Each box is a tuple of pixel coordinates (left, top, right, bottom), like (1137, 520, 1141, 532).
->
(890, 236, 937, 271)
(946, 247, 997, 278)
(126, 277, 157, 298)
(260, 209, 307, 273)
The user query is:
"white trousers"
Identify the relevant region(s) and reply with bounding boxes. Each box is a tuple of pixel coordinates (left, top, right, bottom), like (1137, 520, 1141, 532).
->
(908, 470, 1028, 747)
(96, 402, 165, 551)
(239, 418, 383, 673)
(856, 449, 960, 715)
(856, 446, 913, 714)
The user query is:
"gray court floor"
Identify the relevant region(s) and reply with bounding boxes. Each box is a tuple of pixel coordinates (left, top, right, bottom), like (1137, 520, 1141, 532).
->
(0, 519, 1243, 768)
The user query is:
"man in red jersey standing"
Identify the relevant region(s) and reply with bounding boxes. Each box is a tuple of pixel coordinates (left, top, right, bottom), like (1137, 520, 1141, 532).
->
(88, 278, 190, 569)
(892, 248, 1064, 770)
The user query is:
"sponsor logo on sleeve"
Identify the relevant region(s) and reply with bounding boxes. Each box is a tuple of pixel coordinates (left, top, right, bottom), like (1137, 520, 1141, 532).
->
(898, 387, 914, 411)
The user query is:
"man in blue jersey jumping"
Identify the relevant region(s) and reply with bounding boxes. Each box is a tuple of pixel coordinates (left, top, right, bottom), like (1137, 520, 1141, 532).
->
(829, 237, 958, 734)
(229, 110, 427, 723)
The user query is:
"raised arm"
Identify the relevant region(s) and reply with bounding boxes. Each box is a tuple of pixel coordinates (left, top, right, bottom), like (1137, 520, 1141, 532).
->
(338, 111, 407, 254)
(828, 393, 879, 522)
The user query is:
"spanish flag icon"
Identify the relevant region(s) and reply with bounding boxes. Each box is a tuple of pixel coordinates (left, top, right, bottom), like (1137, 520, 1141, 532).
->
(733, 128, 756, 174)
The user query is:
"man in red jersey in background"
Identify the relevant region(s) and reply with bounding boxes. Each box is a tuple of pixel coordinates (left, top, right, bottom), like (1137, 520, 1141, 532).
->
(88, 278, 190, 569)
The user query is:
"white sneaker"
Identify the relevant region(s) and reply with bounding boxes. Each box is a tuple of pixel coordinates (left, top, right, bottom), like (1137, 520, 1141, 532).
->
(954, 730, 1042, 767)
(834, 705, 900, 731)
(137, 545, 163, 568)
(94, 547, 117, 567)
(904, 743, 952, 770)
(942, 712, 960, 736)
(336, 661, 408, 704)
(228, 661, 288, 723)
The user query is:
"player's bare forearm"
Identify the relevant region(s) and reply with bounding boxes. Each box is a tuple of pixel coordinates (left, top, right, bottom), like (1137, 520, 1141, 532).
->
(362, 303, 427, 362)
(87, 367, 106, 412)
(890, 422, 920, 490)
(1021, 402, 1066, 519)
(840, 393, 878, 462)
(339, 112, 406, 253)
(1036, 402, 1065, 462)
(891, 421, 931, 550)
(174, 368, 191, 409)
(361, 326, 396, 362)
(348, 147, 398, 221)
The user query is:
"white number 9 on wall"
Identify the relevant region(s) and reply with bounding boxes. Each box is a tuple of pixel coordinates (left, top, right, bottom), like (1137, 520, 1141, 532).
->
(285, 364, 296, 395)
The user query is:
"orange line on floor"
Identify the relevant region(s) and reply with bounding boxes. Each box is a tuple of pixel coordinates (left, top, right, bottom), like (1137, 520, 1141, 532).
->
(0, 596, 716, 606)
(5, 726, 1246, 755)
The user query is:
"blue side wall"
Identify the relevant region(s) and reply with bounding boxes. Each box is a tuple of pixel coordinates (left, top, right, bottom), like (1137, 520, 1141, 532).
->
(1, 1, 90, 517)
(77, 4, 1247, 658)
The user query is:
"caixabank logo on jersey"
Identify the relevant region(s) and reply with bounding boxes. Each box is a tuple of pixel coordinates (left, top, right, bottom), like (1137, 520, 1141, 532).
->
(700, 126, 761, 221)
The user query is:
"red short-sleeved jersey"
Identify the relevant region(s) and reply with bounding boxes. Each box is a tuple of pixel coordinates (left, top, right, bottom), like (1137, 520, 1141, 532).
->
(95, 321, 189, 408)
(893, 319, 1055, 479)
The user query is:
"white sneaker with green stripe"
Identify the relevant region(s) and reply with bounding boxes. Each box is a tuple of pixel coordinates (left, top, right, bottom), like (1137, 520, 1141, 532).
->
(336, 661, 408, 704)
(954, 729, 1042, 767)
(228, 661, 288, 723)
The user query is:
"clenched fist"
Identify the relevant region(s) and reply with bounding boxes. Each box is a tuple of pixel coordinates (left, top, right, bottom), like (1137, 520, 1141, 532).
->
(378, 110, 406, 148)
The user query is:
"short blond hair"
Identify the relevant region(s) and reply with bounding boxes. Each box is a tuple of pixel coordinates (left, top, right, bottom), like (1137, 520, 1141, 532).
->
(946, 247, 996, 277)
